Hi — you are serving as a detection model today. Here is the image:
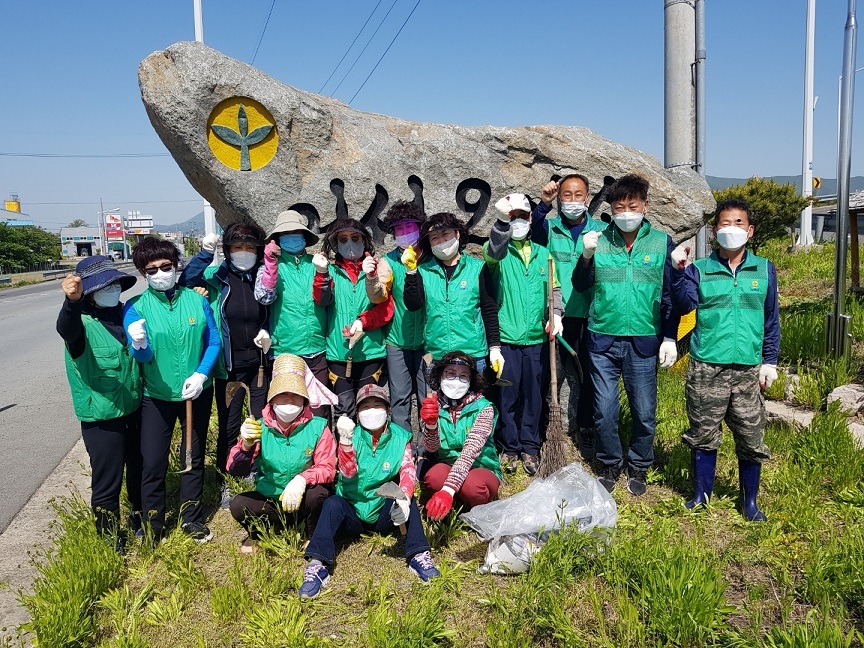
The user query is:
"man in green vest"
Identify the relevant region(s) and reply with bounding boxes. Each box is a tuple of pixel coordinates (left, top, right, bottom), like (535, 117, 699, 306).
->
(485, 192, 564, 476)
(58, 256, 142, 553)
(300, 384, 439, 599)
(530, 174, 607, 460)
(574, 174, 685, 496)
(671, 198, 778, 521)
(255, 210, 331, 417)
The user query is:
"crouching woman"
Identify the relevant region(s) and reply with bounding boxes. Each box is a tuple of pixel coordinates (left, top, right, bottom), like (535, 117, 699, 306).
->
(227, 354, 336, 553)
(299, 384, 439, 599)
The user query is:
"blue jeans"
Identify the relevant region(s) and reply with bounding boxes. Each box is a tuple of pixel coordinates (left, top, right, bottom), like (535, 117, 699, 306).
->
(589, 338, 657, 471)
(386, 346, 427, 442)
(304, 494, 430, 567)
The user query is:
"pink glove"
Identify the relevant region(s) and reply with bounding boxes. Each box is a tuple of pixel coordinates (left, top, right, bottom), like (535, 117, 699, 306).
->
(425, 488, 454, 521)
(262, 241, 280, 289)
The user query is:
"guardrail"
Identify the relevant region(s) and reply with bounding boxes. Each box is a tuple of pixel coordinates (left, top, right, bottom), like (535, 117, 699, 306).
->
(0, 277, 10, 285)
(42, 269, 68, 280)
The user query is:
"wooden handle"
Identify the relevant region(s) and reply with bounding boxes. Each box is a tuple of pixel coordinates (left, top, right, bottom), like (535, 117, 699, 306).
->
(184, 399, 194, 470)
(257, 365, 264, 388)
(548, 257, 559, 407)
(345, 357, 353, 379)
(398, 523, 407, 536)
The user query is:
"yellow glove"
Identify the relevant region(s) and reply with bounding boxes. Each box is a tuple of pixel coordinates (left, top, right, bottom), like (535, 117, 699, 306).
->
(489, 346, 505, 379)
(401, 245, 418, 271)
(240, 417, 262, 447)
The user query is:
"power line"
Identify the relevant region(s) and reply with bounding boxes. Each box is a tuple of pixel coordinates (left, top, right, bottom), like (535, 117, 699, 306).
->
(24, 199, 202, 206)
(317, 0, 384, 94)
(350, 0, 422, 105)
(250, 0, 277, 65)
(0, 152, 170, 159)
(330, 0, 400, 98)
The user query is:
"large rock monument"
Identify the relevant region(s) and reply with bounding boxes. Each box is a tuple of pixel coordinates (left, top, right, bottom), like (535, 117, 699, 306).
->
(139, 41, 714, 242)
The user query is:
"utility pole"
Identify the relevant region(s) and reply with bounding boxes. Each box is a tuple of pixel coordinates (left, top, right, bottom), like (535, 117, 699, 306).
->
(800, 0, 817, 246)
(828, 0, 857, 359)
(192, 0, 219, 250)
(694, 0, 707, 257)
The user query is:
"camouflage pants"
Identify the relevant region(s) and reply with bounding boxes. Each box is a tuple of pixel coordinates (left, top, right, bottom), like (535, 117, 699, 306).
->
(682, 359, 771, 463)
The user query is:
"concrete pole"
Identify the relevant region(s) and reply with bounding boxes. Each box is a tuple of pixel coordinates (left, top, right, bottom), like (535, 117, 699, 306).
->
(830, 0, 857, 358)
(192, 1, 218, 243)
(800, 0, 816, 246)
(194, 0, 204, 42)
(694, 0, 707, 258)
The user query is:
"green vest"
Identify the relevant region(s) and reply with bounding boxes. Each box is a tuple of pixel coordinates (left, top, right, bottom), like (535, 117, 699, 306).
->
(272, 253, 328, 356)
(384, 249, 426, 350)
(588, 222, 668, 337)
(326, 265, 387, 362)
(129, 287, 213, 401)
(418, 254, 487, 360)
(691, 251, 770, 366)
(336, 422, 412, 523)
(255, 416, 328, 499)
(64, 314, 142, 422)
(437, 397, 502, 480)
(546, 214, 607, 318)
(489, 241, 551, 346)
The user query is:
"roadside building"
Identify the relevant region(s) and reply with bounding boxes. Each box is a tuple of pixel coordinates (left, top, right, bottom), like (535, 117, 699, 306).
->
(60, 226, 105, 258)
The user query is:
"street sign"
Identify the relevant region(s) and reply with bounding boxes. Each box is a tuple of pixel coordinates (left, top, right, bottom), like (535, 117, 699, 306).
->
(814, 177, 822, 189)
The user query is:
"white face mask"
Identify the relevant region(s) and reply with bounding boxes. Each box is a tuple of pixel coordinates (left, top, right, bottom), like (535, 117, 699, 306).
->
(272, 402, 303, 423)
(147, 268, 177, 292)
(230, 251, 257, 272)
(358, 407, 388, 430)
(431, 238, 459, 261)
(613, 212, 644, 233)
(560, 202, 586, 219)
(715, 226, 750, 251)
(440, 377, 470, 400)
(92, 284, 121, 308)
(395, 231, 420, 250)
(510, 220, 530, 241)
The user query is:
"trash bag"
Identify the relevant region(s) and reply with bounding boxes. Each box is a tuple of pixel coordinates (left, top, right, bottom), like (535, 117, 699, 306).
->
(477, 534, 542, 575)
(461, 461, 617, 541)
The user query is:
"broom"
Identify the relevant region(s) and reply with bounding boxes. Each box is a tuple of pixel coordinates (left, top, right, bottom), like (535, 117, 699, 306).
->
(538, 257, 572, 478)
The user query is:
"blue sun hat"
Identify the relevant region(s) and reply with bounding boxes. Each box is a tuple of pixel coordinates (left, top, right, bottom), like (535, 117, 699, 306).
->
(75, 255, 137, 296)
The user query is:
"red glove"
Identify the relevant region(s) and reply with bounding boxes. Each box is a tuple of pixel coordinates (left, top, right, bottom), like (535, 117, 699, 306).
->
(420, 394, 439, 428)
(425, 489, 454, 521)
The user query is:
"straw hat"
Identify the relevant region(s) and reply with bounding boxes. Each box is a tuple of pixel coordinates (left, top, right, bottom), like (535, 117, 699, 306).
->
(267, 354, 310, 402)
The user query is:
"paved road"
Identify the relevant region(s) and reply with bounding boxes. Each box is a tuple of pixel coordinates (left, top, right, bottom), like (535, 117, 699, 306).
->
(0, 277, 144, 532)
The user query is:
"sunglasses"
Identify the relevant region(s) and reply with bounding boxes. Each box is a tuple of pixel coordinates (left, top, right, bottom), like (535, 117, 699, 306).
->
(144, 262, 175, 275)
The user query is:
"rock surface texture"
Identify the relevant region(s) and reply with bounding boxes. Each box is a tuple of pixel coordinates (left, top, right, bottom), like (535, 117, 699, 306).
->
(139, 41, 715, 241)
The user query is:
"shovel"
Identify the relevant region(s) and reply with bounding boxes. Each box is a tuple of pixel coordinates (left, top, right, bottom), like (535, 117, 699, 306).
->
(225, 380, 252, 411)
(375, 481, 408, 535)
(177, 400, 194, 474)
(257, 335, 271, 388)
(556, 334, 584, 383)
(344, 329, 364, 378)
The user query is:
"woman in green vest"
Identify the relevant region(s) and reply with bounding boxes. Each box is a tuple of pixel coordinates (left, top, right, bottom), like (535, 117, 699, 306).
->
(123, 237, 222, 543)
(254, 210, 331, 417)
(299, 384, 439, 599)
(403, 212, 503, 376)
(58, 255, 141, 552)
(317, 219, 393, 427)
(226, 354, 336, 554)
(419, 352, 502, 520)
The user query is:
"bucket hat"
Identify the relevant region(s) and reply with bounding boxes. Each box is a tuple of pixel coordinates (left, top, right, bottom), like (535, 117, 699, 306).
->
(75, 255, 137, 296)
(269, 210, 319, 246)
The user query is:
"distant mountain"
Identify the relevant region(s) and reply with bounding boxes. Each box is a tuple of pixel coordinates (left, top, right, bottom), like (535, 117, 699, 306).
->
(707, 175, 864, 196)
(154, 211, 204, 234)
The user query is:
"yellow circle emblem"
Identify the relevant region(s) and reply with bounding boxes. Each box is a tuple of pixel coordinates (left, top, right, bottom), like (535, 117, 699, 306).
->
(751, 280, 759, 288)
(207, 97, 278, 171)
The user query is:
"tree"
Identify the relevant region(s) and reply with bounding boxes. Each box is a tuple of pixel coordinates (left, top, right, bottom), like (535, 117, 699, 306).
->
(0, 224, 60, 272)
(66, 219, 88, 228)
(712, 177, 810, 252)
(184, 236, 199, 258)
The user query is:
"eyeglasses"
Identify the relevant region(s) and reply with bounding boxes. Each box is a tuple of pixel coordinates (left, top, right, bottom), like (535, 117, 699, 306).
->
(144, 262, 175, 275)
(442, 371, 469, 381)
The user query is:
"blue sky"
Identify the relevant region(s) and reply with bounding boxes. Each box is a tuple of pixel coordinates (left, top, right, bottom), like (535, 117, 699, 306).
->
(0, 1, 861, 230)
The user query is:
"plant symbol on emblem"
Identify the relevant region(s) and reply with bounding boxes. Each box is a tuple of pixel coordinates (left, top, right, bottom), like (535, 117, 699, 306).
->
(210, 104, 273, 171)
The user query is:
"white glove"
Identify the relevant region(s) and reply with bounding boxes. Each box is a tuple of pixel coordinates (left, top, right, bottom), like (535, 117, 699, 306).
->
(545, 314, 563, 339)
(658, 337, 678, 369)
(349, 320, 363, 337)
(280, 475, 306, 513)
(240, 417, 262, 447)
(361, 255, 377, 277)
(202, 233, 220, 253)
(489, 346, 505, 379)
(253, 329, 271, 350)
(671, 244, 690, 270)
(181, 372, 208, 400)
(582, 231, 600, 260)
(390, 498, 410, 526)
(127, 318, 148, 350)
(312, 253, 329, 273)
(759, 364, 778, 390)
(337, 415, 355, 445)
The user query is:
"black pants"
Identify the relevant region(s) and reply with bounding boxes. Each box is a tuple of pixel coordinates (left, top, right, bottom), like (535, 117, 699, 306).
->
(214, 362, 269, 472)
(328, 358, 384, 420)
(81, 411, 142, 536)
(229, 485, 330, 539)
(556, 316, 595, 432)
(140, 389, 213, 535)
(304, 352, 333, 419)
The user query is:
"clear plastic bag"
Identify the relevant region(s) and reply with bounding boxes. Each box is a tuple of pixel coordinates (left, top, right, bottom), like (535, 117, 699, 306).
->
(461, 461, 618, 541)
